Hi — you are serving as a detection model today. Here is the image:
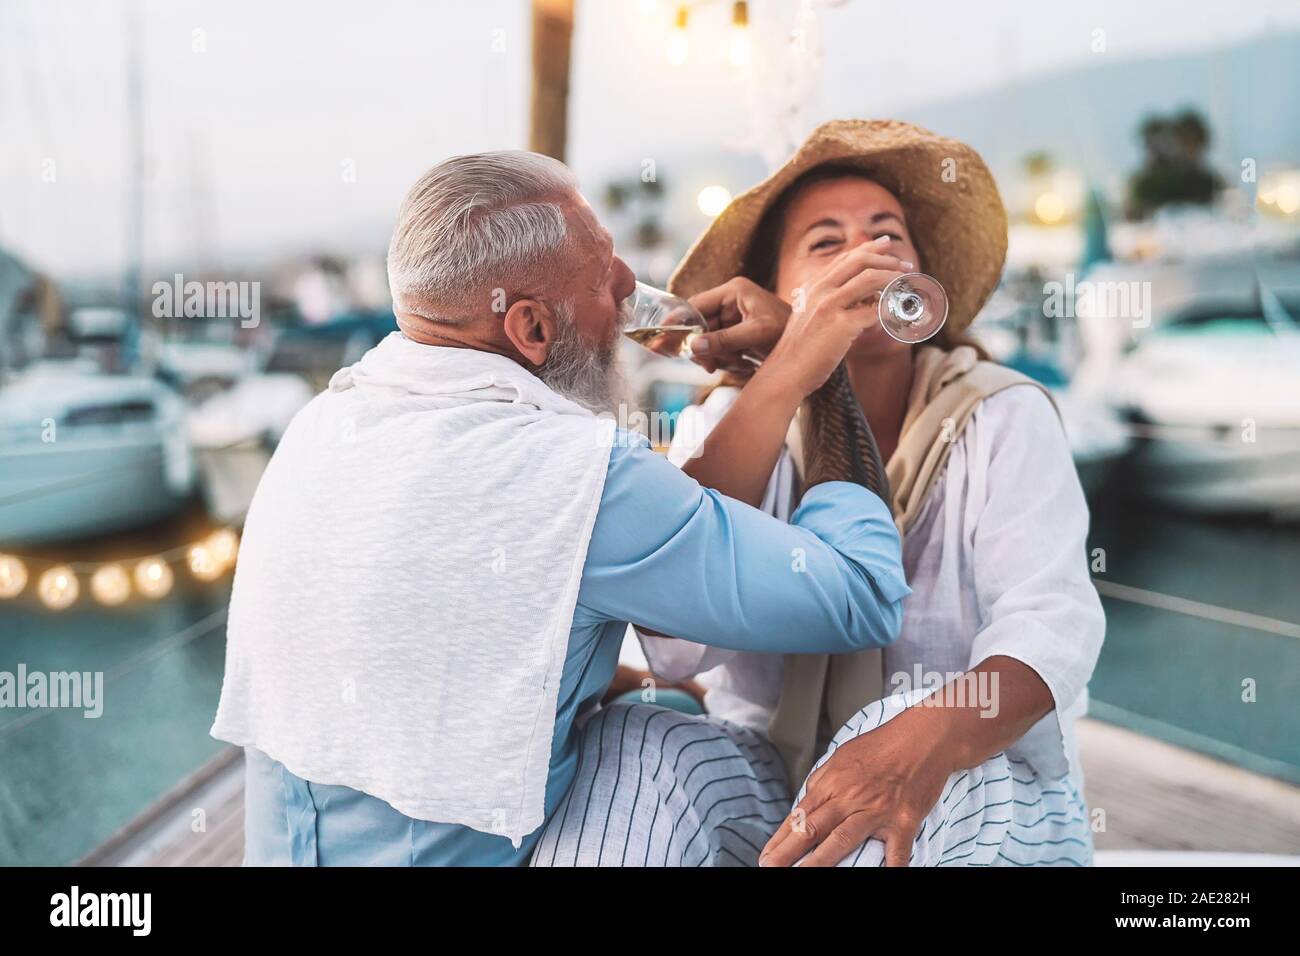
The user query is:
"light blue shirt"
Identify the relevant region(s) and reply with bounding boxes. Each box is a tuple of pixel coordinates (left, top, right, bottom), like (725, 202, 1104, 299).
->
(242, 431, 908, 866)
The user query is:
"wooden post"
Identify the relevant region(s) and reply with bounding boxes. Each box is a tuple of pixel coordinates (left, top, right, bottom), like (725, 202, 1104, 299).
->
(529, 0, 574, 161)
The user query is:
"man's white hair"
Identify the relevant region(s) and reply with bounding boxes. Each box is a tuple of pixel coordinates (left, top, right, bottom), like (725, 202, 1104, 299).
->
(386, 150, 580, 323)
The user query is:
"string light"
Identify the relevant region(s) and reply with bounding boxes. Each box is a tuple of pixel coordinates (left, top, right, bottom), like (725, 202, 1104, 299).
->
(0, 528, 240, 612)
(0, 555, 27, 599)
(207, 528, 240, 567)
(187, 543, 223, 582)
(90, 564, 132, 606)
(728, 1, 751, 68)
(38, 566, 79, 610)
(663, 2, 752, 69)
(667, 6, 689, 65)
(134, 557, 175, 600)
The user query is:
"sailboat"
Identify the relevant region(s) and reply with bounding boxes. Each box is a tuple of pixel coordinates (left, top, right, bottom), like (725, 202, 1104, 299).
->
(0, 358, 194, 545)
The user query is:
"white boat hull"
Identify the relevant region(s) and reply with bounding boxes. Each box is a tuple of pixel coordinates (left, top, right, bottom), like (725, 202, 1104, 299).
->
(1123, 426, 1300, 518)
(0, 433, 192, 545)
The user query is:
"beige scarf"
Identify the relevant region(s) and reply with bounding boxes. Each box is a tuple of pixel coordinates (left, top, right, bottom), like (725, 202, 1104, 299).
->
(767, 345, 1053, 785)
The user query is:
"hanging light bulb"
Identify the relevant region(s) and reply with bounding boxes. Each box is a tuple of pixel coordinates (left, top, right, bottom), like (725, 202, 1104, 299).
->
(38, 565, 79, 610)
(91, 564, 132, 606)
(187, 542, 223, 582)
(667, 6, 689, 65)
(134, 556, 174, 600)
(207, 528, 240, 568)
(0, 554, 27, 599)
(728, 1, 751, 67)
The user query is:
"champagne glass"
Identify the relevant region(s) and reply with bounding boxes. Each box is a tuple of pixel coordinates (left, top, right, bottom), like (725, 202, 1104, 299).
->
(621, 281, 708, 359)
(878, 273, 948, 343)
(623, 271, 949, 361)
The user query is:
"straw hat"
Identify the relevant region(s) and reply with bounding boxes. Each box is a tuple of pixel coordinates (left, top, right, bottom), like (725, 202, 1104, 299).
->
(668, 119, 1008, 344)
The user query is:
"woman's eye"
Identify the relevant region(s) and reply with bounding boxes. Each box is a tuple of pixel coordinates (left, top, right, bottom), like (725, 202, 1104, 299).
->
(810, 237, 840, 252)
(874, 232, 903, 243)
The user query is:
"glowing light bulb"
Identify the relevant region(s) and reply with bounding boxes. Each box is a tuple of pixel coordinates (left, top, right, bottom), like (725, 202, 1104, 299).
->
(697, 185, 732, 217)
(0, 555, 27, 599)
(188, 543, 223, 582)
(728, 32, 752, 67)
(134, 557, 174, 600)
(91, 564, 131, 606)
(1035, 191, 1066, 224)
(728, 1, 751, 67)
(1276, 183, 1299, 215)
(207, 528, 240, 568)
(667, 6, 689, 65)
(38, 566, 79, 610)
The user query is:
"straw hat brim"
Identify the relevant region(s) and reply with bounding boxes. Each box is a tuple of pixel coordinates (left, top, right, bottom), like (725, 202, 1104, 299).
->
(667, 119, 1008, 341)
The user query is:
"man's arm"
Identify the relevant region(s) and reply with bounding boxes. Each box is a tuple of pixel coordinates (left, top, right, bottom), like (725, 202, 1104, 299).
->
(576, 435, 909, 656)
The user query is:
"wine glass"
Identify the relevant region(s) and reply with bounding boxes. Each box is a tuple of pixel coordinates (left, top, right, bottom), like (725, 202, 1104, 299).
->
(623, 272, 949, 361)
(621, 281, 708, 359)
(878, 273, 948, 343)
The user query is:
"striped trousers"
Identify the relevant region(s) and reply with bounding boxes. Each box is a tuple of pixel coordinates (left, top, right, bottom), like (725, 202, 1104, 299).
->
(531, 691, 1093, 867)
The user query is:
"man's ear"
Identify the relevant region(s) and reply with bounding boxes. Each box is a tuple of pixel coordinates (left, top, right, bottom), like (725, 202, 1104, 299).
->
(501, 298, 557, 368)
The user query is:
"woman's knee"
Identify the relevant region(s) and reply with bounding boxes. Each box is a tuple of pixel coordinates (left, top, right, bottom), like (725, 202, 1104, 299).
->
(576, 702, 714, 774)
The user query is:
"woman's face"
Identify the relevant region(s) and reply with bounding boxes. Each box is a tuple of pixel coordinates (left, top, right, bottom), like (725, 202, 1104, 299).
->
(772, 176, 920, 360)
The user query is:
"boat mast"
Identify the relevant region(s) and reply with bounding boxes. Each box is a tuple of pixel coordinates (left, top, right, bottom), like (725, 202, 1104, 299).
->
(122, 0, 146, 371)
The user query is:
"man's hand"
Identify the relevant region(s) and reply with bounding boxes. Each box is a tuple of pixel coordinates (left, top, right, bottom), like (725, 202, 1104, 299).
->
(759, 704, 953, 867)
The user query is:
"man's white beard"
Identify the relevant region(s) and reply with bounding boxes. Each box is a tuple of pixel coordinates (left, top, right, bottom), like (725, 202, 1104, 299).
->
(536, 300, 630, 416)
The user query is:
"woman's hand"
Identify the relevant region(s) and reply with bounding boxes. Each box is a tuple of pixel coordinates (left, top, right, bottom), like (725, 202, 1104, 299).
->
(760, 659, 1055, 867)
(600, 665, 707, 708)
(686, 237, 910, 382)
(753, 238, 911, 399)
(759, 704, 954, 867)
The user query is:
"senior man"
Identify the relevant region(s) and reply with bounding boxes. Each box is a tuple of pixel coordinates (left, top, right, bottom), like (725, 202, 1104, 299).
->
(210, 150, 909, 866)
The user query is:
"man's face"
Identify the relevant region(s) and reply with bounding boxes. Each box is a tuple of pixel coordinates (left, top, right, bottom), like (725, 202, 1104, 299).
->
(531, 195, 636, 414)
(557, 196, 637, 353)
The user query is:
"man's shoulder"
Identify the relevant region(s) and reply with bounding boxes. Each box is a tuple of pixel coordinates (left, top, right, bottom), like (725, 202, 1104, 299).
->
(609, 426, 653, 452)
(600, 428, 703, 512)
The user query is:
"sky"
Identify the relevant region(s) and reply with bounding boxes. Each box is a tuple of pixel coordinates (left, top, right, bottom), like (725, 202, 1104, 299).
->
(2, 0, 1298, 280)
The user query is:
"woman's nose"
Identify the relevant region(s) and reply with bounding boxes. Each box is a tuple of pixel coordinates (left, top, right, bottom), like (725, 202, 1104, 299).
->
(844, 231, 875, 252)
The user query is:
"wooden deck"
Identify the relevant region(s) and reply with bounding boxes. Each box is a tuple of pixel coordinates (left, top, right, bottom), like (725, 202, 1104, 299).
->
(82, 718, 1300, 867)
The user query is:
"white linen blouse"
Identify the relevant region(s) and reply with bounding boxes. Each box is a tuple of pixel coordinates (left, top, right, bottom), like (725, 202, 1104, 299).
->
(639, 382, 1105, 785)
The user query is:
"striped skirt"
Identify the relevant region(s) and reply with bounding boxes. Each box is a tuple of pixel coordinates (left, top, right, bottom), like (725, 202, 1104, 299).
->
(531, 692, 1093, 867)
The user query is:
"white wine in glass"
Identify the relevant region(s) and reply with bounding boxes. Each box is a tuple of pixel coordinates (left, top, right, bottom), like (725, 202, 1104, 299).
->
(621, 282, 708, 359)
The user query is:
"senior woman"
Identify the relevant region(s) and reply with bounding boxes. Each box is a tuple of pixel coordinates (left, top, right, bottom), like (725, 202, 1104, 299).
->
(531, 120, 1104, 867)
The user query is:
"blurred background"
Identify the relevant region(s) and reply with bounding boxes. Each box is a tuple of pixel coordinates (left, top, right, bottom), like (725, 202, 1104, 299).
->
(1, 0, 1298, 866)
